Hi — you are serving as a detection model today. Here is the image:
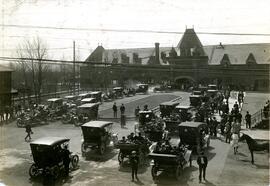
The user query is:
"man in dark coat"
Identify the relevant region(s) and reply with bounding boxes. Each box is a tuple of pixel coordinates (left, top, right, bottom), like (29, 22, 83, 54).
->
(25, 124, 33, 141)
(245, 111, 251, 129)
(62, 145, 71, 177)
(112, 102, 117, 118)
(197, 151, 208, 183)
(120, 104, 125, 115)
(130, 151, 139, 181)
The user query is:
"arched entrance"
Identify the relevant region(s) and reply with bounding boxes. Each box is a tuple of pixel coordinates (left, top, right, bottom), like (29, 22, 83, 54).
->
(174, 76, 196, 90)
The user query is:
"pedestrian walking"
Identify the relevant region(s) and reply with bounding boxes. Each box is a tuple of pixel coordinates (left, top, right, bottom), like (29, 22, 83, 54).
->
(25, 124, 33, 141)
(112, 102, 117, 118)
(225, 121, 231, 143)
(245, 111, 251, 129)
(197, 151, 208, 183)
(212, 117, 218, 137)
(120, 114, 126, 128)
(120, 104, 125, 115)
(130, 151, 139, 182)
(134, 106, 140, 119)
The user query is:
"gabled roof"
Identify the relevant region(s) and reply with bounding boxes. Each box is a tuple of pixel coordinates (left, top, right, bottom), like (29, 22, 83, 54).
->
(85, 45, 105, 62)
(220, 54, 231, 65)
(177, 29, 204, 49)
(204, 43, 270, 65)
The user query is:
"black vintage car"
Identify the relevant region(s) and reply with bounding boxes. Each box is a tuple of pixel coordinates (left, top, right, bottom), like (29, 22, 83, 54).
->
(159, 101, 179, 118)
(29, 137, 79, 179)
(189, 95, 202, 107)
(90, 91, 103, 103)
(178, 122, 210, 154)
(136, 84, 149, 94)
(81, 121, 118, 155)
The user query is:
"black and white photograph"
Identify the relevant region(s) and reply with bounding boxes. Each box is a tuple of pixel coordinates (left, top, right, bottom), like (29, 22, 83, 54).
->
(0, 0, 269, 185)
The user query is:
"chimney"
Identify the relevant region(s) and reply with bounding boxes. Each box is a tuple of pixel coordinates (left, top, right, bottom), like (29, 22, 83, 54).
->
(155, 42, 160, 64)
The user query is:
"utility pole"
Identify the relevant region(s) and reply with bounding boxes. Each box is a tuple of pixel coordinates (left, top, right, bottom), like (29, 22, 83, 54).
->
(73, 41, 76, 95)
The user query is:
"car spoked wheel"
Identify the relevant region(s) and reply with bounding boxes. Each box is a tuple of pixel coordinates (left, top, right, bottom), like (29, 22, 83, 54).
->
(29, 164, 39, 178)
(52, 165, 60, 179)
(81, 142, 87, 157)
(118, 151, 124, 165)
(71, 155, 79, 169)
(99, 143, 105, 155)
(175, 165, 182, 180)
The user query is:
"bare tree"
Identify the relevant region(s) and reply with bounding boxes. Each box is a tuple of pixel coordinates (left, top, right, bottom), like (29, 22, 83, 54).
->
(16, 36, 49, 104)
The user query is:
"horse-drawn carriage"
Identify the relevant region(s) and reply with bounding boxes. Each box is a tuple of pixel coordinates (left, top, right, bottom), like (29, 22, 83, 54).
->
(29, 137, 79, 179)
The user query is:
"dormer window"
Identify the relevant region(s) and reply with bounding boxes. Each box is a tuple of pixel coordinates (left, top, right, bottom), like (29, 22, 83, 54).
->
(246, 53, 256, 65)
(220, 54, 230, 67)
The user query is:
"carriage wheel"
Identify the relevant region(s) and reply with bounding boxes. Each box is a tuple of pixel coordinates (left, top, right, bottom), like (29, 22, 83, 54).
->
(175, 165, 182, 180)
(81, 142, 87, 156)
(29, 164, 39, 178)
(99, 143, 105, 155)
(52, 165, 60, 179)
(71, 155, 79, 169)
(151, 165, 158, 179)
(118, 152, 124, 165)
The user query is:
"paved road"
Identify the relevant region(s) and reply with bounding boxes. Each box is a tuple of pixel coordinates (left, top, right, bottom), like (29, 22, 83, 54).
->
(0, 91, 267, 186)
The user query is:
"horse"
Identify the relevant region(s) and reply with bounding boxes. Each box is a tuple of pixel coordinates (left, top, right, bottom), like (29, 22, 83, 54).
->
(238, 133, 269, 164)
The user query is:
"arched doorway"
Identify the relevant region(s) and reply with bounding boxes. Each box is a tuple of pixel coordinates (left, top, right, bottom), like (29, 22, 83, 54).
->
(174, 76, 196, 90)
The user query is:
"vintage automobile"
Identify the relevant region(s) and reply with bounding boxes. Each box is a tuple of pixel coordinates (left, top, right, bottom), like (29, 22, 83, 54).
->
(207, 89, 219, 98)
(80, 98, 97, 104)
(76, 103, 99, 126)
(115, 140, 149, 166)
(81, 121, 117, 155)
(135, 84, 149, 94)
(113, 87, 124, 98)
(174, 105, 195, 122)
(189, 95, 202, 107)
(77, 92, 92, 102)
(138, 110, 156, 126)
(47, 98, 63, 109)
(208, 84, 217, 90)
(64, 95, 78, 108)
(159, 101, 179, 118)
(124, 88, 136, 97)
(29, 137, 79, 179)
(149, 145, 191, 180)
(178, 122, 210, 154)
(90, 91, 102, 102)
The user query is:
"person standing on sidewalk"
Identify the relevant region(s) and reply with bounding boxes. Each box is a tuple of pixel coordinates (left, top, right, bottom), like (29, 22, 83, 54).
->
(120, 104, 125, 115)
(245, 111, 251, 129)
(130, 151, 139, 182)
(197, 151, 208, 183)
(112, 102, 117, 118)
(25, 123, 33, 141)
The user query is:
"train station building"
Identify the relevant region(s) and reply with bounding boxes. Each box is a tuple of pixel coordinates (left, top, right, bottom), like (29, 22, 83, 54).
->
(81, 28, 270, 91)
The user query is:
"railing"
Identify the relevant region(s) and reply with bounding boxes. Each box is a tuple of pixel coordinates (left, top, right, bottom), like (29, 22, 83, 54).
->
(250, 109, 263, 127)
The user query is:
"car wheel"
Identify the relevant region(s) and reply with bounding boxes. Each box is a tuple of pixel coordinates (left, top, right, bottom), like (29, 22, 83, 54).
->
(52, 165, 60, 179)
(99, 143, 105, 155)
(151, 165, 158, 180)
(175, 165, 182, 180)
(118, 152, 124, 165)
(81, 142, 87, 156)
(71, 155, 79, 169)
(29, 164, 39, 178)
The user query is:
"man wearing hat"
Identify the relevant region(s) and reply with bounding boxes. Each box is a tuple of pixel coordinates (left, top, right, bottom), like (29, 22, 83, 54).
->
(130, 151, 139, 181)
(197, 151, 208, 183)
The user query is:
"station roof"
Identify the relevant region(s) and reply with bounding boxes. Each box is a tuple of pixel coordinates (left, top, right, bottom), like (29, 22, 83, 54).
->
(30, 137, 69, 146)
(82, 121, 113, 128)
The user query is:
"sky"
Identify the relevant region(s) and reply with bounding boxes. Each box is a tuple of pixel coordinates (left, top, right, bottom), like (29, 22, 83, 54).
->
(1, 0, 270, 61)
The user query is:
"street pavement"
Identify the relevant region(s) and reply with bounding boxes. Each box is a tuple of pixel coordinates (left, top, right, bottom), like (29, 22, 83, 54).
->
(0, 91, 269, 186)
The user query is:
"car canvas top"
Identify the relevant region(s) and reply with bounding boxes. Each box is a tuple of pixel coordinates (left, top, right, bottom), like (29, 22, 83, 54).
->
(179, 121, 206, 128)
(175, 105, 193, 109)
(160, 101, 179, 106)
(47, 98, 62, 102)
(81, 98, 96, 102)
(30, 137, 69, 146)
(78, 103, 99, 108)
(90, 91, 101, 94)
(82, 121, 113, 128)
